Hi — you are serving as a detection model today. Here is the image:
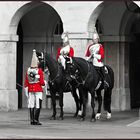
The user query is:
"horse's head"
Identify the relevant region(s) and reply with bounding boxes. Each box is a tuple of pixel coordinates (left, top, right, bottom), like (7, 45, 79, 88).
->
(65, 57, 80, 82)
(36, 51, 46, 71)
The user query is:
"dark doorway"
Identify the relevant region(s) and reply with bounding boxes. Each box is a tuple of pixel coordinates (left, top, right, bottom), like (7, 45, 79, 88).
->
(130, 33, 140, 108)
(16, 21, 23, 108)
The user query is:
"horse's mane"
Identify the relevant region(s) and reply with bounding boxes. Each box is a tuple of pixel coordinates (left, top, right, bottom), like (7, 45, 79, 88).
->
(37, 51, 60, 80)
(72, 57, 89, 78)
(45, 52, 61, 80)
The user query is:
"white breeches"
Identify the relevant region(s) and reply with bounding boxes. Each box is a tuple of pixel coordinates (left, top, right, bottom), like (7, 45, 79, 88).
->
(58, 55, 66, 69)
(28, 92, 43, 108)
(58, 55, 72, 70)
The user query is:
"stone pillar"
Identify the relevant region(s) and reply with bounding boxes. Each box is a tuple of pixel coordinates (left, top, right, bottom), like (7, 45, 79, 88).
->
(101, 35, 132, 111)
(119, 42, 130, 110)
(0, 34, 18, 111)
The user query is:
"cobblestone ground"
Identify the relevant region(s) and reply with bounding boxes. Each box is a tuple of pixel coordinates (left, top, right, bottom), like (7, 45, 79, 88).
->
(0, 108, 139, 139)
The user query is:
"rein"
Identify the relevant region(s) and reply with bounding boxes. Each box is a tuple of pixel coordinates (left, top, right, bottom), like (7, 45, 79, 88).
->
(49, 64, 60, 85)
(72, 59, 91, 86)
(81, 61, 91, 85)
(39, 52, 60, 85)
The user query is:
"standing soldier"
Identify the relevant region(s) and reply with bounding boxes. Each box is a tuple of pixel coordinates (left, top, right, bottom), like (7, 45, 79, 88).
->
(57, 32, 74, 70)
(24, 49, 45, 125)
(85, 32, 109, 89)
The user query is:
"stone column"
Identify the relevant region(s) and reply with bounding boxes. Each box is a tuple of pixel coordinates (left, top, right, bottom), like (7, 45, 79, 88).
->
(0, 34, 18, 111)
(101, 35, 132, 111)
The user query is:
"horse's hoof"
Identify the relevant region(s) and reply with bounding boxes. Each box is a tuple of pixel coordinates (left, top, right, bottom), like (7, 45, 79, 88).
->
(58, 116, 64, 120)
(107, 112, 111, 119)
(78, 110, 82, 116)
(95, 113, 101, 120)
(90, 118, 96, 122)
(50, 116, 56, 120)
(79, 117, 85, 121)
(73, 113, 78, 118)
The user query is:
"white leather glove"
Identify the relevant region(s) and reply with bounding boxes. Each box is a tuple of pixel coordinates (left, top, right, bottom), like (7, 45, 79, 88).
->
(44, 80, 47, 86)
(94, 54, 101, 60)
(42, 80, 47, 88)
(35, 74, 40, 79)
(24, 87, 28, 98)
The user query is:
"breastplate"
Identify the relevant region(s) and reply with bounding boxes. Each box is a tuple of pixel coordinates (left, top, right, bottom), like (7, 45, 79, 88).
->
(27, 67, 39, 83)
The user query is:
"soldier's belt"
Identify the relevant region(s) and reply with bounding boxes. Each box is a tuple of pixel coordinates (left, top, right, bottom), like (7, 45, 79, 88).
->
(28, 81, 40, 84)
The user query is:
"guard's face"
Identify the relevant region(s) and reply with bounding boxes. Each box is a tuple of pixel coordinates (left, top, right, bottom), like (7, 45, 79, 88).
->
(63, 42, 69, 47)
(93, 38, 99, 44)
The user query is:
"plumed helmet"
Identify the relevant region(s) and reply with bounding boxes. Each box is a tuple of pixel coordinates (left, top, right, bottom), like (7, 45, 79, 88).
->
(61, 32, 69, 44)
(31, 49, 39, 68)
(93, 33, 99, 40)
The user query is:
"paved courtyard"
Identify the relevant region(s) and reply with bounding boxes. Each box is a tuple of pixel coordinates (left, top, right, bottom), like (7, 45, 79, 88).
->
(0, 108, 139, 139)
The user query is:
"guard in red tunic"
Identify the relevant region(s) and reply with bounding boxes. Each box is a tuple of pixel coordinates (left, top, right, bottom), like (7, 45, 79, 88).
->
(24, 49, 45, 125)
(85, 32, 109, 89)
(57, 32, 74, 69)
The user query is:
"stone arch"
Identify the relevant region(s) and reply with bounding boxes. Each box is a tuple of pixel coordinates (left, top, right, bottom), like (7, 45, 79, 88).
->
(87, 1, 104, 37)
(9, 1, 63, 108)
(120, 1, 140, 109)
(87, 1, 139, 111)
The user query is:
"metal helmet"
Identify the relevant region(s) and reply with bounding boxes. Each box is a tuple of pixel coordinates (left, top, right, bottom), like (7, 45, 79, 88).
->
(30, 49, 39, 68)
(93, 33, 99, 40)
(61, 32, 69, 44)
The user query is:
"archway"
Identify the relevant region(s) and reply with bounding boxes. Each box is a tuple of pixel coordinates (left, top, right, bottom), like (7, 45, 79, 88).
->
(87, 1, 139, 110)
(120, 1, 140, 109)
(10, 1, 63, 108)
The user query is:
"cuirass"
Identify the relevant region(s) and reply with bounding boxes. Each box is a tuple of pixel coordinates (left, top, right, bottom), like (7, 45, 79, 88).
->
(27, 67, 39, 83)
(89, 44, 100, 55)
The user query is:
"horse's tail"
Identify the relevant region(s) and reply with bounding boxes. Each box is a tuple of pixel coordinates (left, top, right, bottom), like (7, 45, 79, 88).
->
(103, 65, 114, 112)
(105, 65, 114, 89)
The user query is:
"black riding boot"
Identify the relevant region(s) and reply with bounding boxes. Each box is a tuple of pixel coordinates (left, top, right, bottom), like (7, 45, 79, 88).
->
(34, 108, 42, 125)
(30, 108, 35, 125)
(34, 99, 42, 125)
(100, 67, 109, 90)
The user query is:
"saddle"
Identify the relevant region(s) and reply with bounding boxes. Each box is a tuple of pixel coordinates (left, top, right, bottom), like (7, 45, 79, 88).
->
(94, 66, 109, 90)
(95, 66, 108, 80)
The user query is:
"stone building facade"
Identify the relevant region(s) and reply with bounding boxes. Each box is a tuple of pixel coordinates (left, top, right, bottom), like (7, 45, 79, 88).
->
(0, 1, 140, 112)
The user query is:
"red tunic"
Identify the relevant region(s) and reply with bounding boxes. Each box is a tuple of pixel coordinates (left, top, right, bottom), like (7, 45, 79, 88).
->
(24, 68, 45, 92)
(56, 47, 74, 60)
(85, 43, 104, 62)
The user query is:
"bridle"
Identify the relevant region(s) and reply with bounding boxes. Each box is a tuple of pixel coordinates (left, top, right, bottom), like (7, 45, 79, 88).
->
(65, 59, 90, 86)
(37, 51, 60, 85)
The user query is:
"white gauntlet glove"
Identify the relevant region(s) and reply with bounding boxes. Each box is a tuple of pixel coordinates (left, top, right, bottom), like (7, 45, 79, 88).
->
(44, 80, 47, 86)
(24, 87, 28, 98)
(35, 74, 40, 79)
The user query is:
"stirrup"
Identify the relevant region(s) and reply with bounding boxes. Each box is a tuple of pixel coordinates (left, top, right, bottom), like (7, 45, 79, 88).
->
(104, 81, 109, 88)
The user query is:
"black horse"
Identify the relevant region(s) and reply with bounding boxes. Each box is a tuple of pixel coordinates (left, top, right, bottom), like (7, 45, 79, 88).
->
(36, 52, 83, 120)
(65, 57, 114, 121)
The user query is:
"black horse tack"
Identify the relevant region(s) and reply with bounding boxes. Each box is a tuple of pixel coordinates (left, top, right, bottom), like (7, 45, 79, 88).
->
(36, 52, 83, 120)
(65, 57, 114, 121)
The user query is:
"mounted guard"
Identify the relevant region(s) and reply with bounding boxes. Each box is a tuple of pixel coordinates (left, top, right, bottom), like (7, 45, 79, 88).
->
(85, 32, 109, 90)
(57, 32, 74, 70)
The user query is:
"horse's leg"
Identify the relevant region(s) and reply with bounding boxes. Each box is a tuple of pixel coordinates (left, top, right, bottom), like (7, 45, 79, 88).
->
(95, 90, 102, 120)
(104, 88, 112, 119)
(50, 91, 56, 120)
(78, 86, 84, 117)
(79, 87, 88, 121)
(90, 90, 96, 122)
(71, 87, 80, 117)
(58, 91, 64, 120)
